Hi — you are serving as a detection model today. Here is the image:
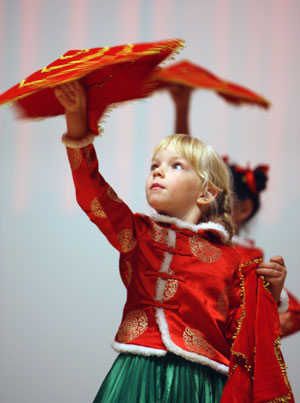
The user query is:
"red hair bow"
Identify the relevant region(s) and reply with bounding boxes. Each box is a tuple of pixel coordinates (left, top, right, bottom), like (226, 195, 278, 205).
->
(234, 164, 269, 195)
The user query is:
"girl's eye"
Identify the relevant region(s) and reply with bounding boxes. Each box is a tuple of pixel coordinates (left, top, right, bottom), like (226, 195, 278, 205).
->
(151, 164, 158, 171)
(173, 163, 183, 170)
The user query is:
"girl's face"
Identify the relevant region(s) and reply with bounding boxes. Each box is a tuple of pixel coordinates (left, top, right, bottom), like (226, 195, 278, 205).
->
(145, 146, 204, 224)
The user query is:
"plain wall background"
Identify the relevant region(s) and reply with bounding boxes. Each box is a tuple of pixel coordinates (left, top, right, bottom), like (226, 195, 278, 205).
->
(1, 0, 300, 402)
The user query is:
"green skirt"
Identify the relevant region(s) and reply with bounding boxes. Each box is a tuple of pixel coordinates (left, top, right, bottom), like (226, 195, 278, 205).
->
(93, 353, 227, 403)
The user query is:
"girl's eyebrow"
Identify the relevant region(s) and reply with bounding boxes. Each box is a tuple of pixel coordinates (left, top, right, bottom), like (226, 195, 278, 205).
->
(169, 154, 187, 163)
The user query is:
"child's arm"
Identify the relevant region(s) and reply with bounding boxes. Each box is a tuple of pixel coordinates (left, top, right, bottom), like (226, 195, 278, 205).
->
(280, 290, 300, 337)
(55, 81, 139, 254)
(168, 83, 192, 135)
(256, 255, 287, 304)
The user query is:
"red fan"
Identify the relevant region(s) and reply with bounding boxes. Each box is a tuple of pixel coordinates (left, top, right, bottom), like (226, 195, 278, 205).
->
(155, 60, 270, 109)
(0, 39, 184, 134)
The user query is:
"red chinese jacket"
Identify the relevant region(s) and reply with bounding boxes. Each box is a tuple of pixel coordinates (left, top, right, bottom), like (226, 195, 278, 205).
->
(64, 138, 294, 402)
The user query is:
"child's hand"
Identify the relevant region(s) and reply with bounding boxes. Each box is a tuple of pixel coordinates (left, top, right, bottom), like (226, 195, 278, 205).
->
(256, 255, 287, 303)
(54, 80, 86, 113)
(55, 80, 88, 139)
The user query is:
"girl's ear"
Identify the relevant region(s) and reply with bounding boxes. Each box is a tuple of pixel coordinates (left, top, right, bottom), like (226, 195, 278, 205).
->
(197, 187, 218, 206)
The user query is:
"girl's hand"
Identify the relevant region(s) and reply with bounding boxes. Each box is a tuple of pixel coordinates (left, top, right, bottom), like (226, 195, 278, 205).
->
(54, 80, 86, 113)
(256, 255, 287, 303)
(55, 80, 88, 139)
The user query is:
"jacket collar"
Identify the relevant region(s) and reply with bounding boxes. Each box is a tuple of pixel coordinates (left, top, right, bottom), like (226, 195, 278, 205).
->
(232, 235, 255, 248)
(151, 213, 229, 243)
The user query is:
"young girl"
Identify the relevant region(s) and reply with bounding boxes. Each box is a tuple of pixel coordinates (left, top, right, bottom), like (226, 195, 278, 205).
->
(229, 162, 300, 337)
(54, 80, 291, 402)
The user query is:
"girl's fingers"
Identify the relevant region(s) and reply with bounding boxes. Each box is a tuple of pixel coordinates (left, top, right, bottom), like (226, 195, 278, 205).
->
(270, 255, 285, 266)
(258, 262, 283, 272)
(256, 270, 283, 279)
(54, 87, 66, 100)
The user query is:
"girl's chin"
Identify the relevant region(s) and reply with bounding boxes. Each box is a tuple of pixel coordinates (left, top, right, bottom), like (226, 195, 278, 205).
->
(154, 208, 172, 217)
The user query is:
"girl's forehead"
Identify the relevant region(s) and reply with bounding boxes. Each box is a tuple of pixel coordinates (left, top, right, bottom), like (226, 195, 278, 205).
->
(152, 146, 183, 160)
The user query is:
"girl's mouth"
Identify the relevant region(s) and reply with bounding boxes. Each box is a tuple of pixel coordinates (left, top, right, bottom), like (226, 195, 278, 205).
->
(151, 183, 164, 190)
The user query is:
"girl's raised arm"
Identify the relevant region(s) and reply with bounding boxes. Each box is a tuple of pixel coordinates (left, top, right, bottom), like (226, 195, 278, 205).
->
(55, 81, 139, 255)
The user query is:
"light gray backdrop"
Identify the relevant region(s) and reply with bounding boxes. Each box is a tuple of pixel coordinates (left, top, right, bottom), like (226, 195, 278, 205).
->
(1, 0, 300, 402)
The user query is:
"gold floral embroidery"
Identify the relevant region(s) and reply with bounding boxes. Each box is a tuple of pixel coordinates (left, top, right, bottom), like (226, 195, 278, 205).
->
(117, 229, 137, 252)
(116, 310, 148, 343)
(164, 269, 178, 301)
(107, 186, 122, 203)
(124, 260, 133, 286)
(90, 197, 107, 218)
(67, 148, 82, 171)
(183, 327, 216, 358)
(189, 236, 221, 263)
(151, 222, 168, 244)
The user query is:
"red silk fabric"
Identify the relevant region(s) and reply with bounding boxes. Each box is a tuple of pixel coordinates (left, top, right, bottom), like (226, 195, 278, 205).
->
(221, 260, 294, 402)
(0, 39, 184, 134)
(234, 240, 300, 339)
(155, 60, 270, 109)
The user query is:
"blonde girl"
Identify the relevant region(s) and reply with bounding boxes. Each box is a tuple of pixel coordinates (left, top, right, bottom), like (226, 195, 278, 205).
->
(54, 80, 289, 403)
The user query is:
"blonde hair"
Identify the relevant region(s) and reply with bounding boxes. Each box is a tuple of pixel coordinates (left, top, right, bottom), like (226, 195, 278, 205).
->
(152, 134, 234, 240)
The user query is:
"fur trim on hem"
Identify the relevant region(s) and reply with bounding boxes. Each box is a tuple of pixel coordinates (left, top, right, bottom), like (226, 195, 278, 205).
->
(278, 288, 289, 314)
(151, 213, 229, 243)
(111, 341, 167, 356)
(155, 307, 229, 375)
(61, 132, 96, 149)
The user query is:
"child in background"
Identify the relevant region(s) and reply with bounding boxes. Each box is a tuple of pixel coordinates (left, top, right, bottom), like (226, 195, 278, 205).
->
(54, 80, 291, 402)
(229, 162, 300, 337)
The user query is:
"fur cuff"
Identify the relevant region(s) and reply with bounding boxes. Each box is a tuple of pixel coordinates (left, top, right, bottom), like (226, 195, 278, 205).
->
(61, 133, 96, 149)
(278, 288, 289, 314)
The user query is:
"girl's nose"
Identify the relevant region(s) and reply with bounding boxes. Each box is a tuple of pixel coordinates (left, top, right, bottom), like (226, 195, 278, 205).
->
(153, 166, 165, 177)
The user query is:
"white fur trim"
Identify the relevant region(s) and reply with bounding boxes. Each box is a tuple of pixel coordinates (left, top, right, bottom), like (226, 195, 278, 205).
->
(112, 341, 167, 356)
(151, 213, 229, 243)
(155, 252, 172, 302)
(155, 229, 176, 302)
(278, 288, 289, 314)
(232, 235, 255, 248)
(155, 308, 229, 375)
(61, 132, 96, 149)
(167, 228, 176, 248)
